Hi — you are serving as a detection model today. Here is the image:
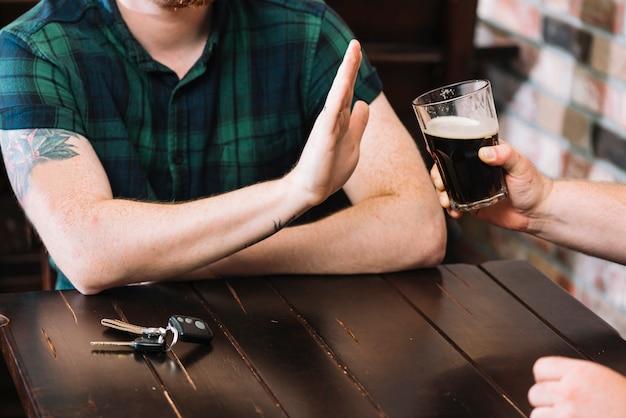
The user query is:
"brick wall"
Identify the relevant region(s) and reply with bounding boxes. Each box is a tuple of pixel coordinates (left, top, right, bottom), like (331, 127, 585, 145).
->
(466, 0, 626, 336)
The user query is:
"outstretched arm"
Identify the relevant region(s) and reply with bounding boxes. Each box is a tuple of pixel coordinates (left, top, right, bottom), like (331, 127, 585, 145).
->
(431, 143, 626, 264)
(1, 40, 369, 294)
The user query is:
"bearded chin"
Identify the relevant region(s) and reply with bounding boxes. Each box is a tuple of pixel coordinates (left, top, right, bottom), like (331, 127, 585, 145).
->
(152, 0, 211, 9)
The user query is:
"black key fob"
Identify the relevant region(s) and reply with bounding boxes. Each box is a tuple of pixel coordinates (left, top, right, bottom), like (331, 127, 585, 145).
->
(133, 336, 167, 352)
(168, 315, 213, 344)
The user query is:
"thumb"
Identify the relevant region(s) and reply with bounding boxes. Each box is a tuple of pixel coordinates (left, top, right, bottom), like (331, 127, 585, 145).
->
(478, 143, 533, 177)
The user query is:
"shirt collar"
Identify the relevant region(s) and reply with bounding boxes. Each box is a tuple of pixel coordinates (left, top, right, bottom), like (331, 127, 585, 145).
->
(97, 0, 229, 72)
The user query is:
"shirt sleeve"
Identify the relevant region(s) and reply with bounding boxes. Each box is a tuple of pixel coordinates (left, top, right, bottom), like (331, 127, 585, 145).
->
(304, 5, 383, 126)
(0, 32, 86, 135)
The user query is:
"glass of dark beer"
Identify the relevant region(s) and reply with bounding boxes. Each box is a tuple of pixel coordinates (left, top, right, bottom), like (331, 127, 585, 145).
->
(413, 80, 507, 211)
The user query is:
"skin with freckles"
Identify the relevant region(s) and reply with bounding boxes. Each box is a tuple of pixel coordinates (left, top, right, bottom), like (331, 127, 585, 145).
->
(430, 142, 626, 418)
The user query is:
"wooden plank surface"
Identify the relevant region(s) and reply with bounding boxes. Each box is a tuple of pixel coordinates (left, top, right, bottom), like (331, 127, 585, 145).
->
(481, 260, 626, 374)
(386, 265, 588, 416)
(0, 291, 176, 418)
(1, 262, 622, 418)
(271, 274, 524, 418)
(98, 283, 286, 418)
(194, 279, 383, 418)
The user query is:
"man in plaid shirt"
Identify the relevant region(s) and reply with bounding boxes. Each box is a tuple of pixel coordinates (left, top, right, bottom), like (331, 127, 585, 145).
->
(0, 0, 445, 294)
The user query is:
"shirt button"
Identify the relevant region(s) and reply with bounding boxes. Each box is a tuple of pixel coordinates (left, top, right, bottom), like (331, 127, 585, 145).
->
(173, 154, 184, 165)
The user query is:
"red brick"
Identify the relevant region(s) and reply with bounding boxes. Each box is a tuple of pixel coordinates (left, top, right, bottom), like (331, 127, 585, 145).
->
(603, 87, 626, 129)
(580, 0, 625, 33)
(544, 0, 584, 18)
(536, 92, 592, 150)
(478, 0, 542, 40)
(590, 35, 626, 83)
(544, 0, 575, 14)
(500, 115, 567, 178)
(571, 66, 608, 113)
(530, 47, 575, 101)
(561, 150, 593, 177)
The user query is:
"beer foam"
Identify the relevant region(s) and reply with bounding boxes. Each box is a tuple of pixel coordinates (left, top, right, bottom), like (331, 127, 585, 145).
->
(425, 116, 498, 140)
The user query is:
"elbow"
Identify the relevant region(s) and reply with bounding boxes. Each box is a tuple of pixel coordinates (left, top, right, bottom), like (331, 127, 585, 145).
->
(55, 244, 121, 295)
(73, 281, 102, 296)
(399, 207, 447, 270)
(421, 227, 447, 267)
(61, 258, 107, 295)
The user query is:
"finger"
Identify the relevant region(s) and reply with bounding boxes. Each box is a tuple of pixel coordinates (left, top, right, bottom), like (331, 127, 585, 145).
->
(528, 382, 560, 407)
(478, 143, 534, 177)
(438, 191, 464, 218)
(324, 40, 362, 115)
(430, 165, 444, 191)
(446, 208, 463, 219)
(529, 407, 556, 418)
(345, 100, 369, 147)
(438, 190, 450, 209)
(533, 356, 576, 382)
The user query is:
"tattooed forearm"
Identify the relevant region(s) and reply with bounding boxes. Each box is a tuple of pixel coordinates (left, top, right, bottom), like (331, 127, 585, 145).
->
(0, 129, 79, 201)
(273, 214, 297, 233)
(233, 215, 299, 254)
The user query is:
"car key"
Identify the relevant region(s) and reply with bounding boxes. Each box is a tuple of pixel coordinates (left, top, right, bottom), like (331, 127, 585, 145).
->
(90, 336, 166, 352)
(168, 315, 213, 344)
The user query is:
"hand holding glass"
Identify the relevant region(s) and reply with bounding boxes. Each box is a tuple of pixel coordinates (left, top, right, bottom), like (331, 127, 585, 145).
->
(413, 80, 507, 211)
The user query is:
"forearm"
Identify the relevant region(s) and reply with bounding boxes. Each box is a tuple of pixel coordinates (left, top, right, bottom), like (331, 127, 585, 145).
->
(187, 193, 446, 278)
(31, 178, 309, 293)
(530, 180, 626, 264)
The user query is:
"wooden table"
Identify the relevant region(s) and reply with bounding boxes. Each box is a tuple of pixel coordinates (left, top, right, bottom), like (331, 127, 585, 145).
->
(0, 260, 624, 418)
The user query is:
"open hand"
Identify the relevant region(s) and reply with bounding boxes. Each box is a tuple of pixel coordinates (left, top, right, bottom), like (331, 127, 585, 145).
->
(286, 40, 369, 206)
(430, 142, 553, 232)
(528, 356, 626, 418)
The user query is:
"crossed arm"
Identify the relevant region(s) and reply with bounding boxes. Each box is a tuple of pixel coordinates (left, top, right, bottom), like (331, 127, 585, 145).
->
(186, 94, 446, 279)
(1, 45, 444, 294)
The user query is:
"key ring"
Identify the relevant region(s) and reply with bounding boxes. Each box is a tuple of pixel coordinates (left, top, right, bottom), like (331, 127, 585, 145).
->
(165, 325, 179, 351)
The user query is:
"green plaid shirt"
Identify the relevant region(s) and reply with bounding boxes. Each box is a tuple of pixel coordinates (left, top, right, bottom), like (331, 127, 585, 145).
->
(0, 0, 382, 289)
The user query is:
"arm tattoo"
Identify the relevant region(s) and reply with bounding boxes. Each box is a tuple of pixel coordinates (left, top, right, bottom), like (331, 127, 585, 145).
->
(0, 129, 79, 201)
(235, 215, 299, 253)
(273, 214, 297, 233)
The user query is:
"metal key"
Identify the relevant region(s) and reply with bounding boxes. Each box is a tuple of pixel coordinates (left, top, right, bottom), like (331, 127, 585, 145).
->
(100, 318, 166, 339)
(90, 336, 166, 352)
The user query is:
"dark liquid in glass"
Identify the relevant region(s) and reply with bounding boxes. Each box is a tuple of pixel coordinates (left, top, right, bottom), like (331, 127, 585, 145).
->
(426, 133, 506, 206)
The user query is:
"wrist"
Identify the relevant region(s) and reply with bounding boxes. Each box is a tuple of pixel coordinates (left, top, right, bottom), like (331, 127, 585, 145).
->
(526, 176, 555, 235)
(281, 171, 322, 208)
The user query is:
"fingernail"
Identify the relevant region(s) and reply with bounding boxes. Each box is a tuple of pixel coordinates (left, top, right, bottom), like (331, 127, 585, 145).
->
(479, 147, 495, 161)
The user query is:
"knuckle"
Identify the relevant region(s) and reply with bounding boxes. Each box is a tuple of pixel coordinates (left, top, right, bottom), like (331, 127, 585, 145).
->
(533, 357, 548, 376)
(527, 385, 539, 403)
(558, 382, 576, 402)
